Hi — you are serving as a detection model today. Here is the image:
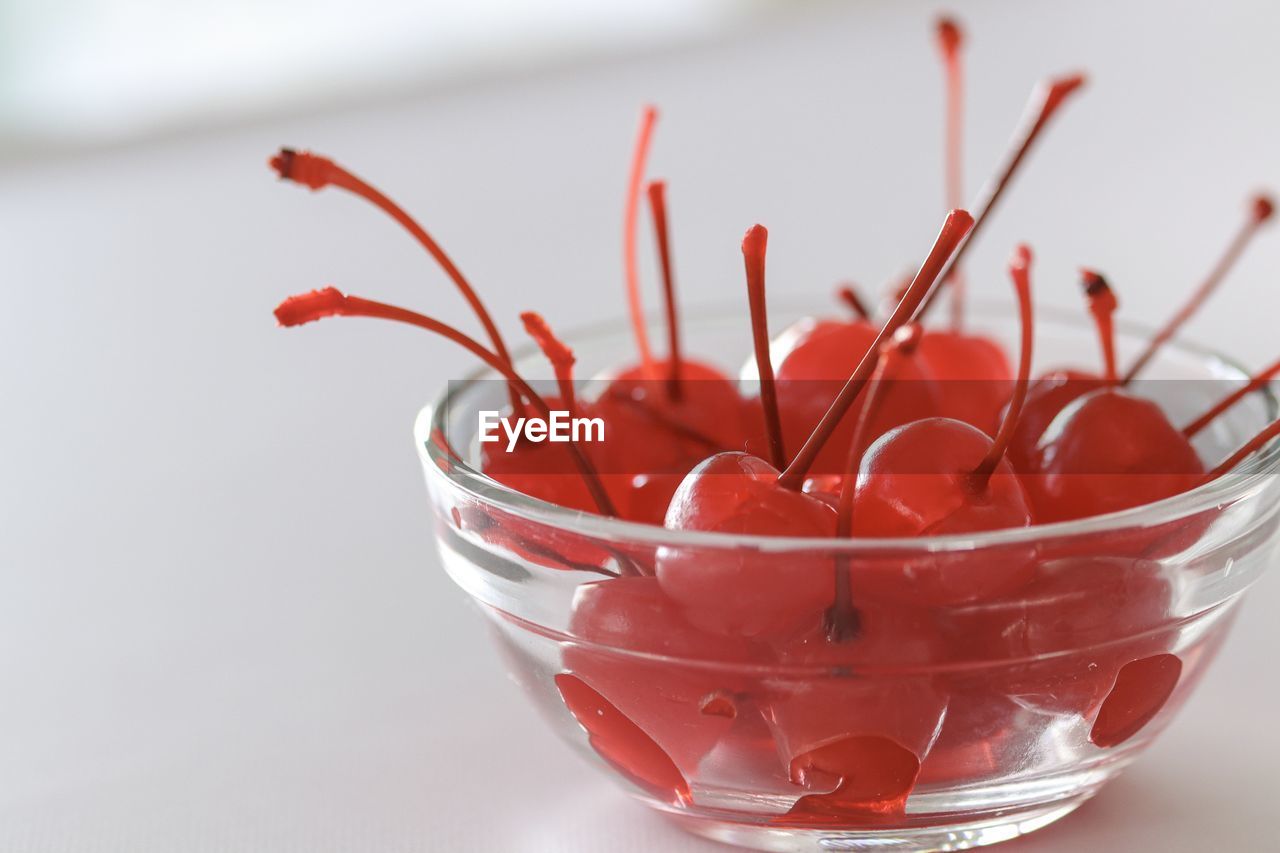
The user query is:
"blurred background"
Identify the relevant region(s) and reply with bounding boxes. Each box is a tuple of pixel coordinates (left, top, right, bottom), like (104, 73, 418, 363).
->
(3, 1, 1279, 850)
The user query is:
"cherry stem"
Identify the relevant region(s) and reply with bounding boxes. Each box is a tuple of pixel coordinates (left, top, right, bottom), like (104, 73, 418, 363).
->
(521, 312, 578, 415)
(937, 16, 967, 331)
(743, 225, 787, 469)
(274, 287, 619, 518)
(827, 324, 923, 643)
(777, 208, 975, 490)
(1204, 416, 1280, 482)
(836, 284, 871, 321)
(916, 74, 1086, 321)
(624, 106, 659, 378)
(268, 148, 523, 415)
(1183, 357, 1280, 437)
(1081, 269, 1119, 385)
(836, 325, 925, 537)
(647, 180, 683, 402)
(1122, 193, 1275, 384)
(968, 245, 1034, 491)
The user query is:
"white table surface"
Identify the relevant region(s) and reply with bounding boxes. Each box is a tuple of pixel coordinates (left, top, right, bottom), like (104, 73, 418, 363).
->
(4, 0, 1280, 850)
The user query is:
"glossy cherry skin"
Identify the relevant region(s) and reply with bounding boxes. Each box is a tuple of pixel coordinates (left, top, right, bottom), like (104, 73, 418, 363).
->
(852, 418, 1033, 536)
(658, 452, 837, 638)
(563, 576, 767, 779)
(593, 359, 750, 523)
(762, 318, 941, 476)
(915, 330, 1013, 433)
(762, 607, 949, 823)
(1005, 370, 1105, 473)
(597, 358, 748, 450)
(1024, 389, 1205, 523)
(846, 419, 1036, 606)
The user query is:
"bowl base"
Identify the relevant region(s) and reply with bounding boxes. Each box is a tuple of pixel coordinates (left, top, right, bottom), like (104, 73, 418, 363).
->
(654, 792, 1093, 852)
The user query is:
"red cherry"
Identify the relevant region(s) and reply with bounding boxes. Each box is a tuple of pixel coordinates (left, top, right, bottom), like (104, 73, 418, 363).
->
(658, 452, 837, 637)
(563, 577, 765, 778)
(848, 247, 1036, 539)
(1025, 389, 1204, 523)
(592, 363, 746, 524)
(798, 323, 927, 508)
(914, 331, 1012, 433)
(1122, 191, 1275, 384)
(658, 211, 974, 635)
(842, 247, 1037, 604)
(776, 208, 975, 487)
(1005, 369, 1107, 472)
(769, 317, 940, 475)
(1005, 269, 1124, 476)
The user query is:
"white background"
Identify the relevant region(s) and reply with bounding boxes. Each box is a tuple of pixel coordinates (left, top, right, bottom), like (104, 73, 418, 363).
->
(3, 1, 1280, 850)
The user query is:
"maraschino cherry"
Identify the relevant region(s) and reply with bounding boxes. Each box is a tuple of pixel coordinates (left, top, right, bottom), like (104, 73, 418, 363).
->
(851, 245, 1036, 537)
(1023, 273, 1204, 524)
(1004, 269, 1117, 472)
(658, 211, 973, 636)
(844, 246, 1038, 606)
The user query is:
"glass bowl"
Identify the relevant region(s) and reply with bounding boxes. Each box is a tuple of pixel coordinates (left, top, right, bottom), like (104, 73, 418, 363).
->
(415, 301, 1280, 852)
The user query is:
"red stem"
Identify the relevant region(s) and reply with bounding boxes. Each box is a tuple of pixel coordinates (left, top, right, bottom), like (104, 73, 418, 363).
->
(826, 324, 923, 644)
(268, 149, 522, 414)
(916, 74, 1086, 321)
(521, 312, 578, 415)
(1081, 269, 1118, 385)
(777, 208, 975, 490)
(1183, 357, 1280, 437)
(937, 16, 968, 330)
(274, 287, 618, 518)
(968, 245, 1034, 490)
(836, 284, 871, 321)
(743, 225, 787, 469)
(647, 180, 683, 401)
(624, 106, 659, 378)
(1122, 192, 1275, 384)
(836, 324, 925, 537)
(1204, 416, 1280, 482)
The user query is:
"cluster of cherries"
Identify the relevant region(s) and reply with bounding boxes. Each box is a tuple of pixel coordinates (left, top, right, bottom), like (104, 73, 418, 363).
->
(271, 16, 1280, 825)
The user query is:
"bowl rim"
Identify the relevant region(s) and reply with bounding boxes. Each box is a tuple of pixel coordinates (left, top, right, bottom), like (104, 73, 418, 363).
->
(417, 299, 1280, 553)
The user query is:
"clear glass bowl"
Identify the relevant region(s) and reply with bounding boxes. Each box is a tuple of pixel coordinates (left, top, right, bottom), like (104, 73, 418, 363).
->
(415, 302, 1280, 852)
